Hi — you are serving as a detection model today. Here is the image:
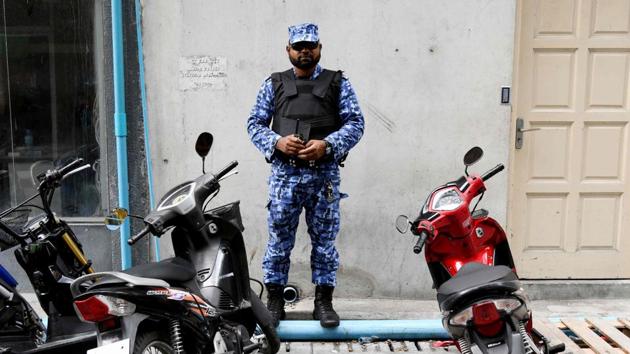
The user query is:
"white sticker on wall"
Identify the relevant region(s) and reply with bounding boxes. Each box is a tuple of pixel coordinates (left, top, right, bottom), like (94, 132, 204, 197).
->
(179, 56, 227, 91)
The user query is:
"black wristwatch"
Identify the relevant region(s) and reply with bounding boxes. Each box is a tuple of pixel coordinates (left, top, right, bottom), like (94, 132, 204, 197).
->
(324, 141, 332, 156)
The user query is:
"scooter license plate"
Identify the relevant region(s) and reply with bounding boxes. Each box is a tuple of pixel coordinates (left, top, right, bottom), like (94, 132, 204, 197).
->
(87, 338, 129, 354)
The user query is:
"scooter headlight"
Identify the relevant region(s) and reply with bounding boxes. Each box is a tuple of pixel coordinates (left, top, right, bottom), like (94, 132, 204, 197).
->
(448, 298, 523, 326)
(431, 187, 463, 211)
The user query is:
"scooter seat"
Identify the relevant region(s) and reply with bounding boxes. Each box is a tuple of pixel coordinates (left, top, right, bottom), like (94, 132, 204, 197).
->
(436, 263, 520, 312)
(123, 257, 196, 284)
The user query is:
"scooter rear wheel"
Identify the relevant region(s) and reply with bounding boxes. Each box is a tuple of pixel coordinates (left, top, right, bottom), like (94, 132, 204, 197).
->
(134, 330, 174, 354)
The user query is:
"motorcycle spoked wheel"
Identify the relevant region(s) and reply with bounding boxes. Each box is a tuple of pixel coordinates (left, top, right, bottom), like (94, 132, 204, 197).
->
(133, 330, 174, 354)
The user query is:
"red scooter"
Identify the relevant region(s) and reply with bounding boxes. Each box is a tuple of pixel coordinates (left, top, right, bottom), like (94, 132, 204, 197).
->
(396, 147, 564, 354)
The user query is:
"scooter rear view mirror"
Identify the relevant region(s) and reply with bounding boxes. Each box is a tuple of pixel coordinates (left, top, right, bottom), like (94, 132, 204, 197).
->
(395, 215, 410, 234)
(195, 132, 214, 158)
(195, 132, 214, 174)
(463, 146, 483, 166)
(104, 208, 128, 231)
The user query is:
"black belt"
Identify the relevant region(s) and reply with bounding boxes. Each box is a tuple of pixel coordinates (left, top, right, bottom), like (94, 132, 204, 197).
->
(273, 151, 333, 168)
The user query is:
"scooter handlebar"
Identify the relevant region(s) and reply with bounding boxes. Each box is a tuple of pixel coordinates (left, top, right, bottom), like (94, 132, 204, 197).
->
(61, 164, 91, 181)
(38, 158, 85, 185)
(57, 158, 85, 178)
(128, 225, 151, 245)
(413, 231, 429, 254)
(199, 160, 238, 197)
(215, 160, 238, 181)
(481, 164, 505, 182)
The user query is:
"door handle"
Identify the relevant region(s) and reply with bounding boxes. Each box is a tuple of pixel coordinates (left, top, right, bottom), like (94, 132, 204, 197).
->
(515, 118, 540, 149)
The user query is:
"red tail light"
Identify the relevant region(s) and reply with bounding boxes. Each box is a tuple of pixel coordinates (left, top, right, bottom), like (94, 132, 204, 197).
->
(74, 296, 112, 322)
(472, 301, 503, 337)
(73, 295, 136, 323)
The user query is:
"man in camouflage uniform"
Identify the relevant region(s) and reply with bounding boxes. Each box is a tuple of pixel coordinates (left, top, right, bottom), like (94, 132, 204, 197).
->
(247, 23, 364, 327)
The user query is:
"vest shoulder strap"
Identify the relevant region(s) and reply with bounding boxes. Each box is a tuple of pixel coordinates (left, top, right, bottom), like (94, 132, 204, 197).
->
(271, 69, 297, 97)
(312, 69, 342, 98)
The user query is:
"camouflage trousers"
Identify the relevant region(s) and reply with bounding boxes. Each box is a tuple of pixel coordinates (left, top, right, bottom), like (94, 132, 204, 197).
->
(262, 161, 343, 286)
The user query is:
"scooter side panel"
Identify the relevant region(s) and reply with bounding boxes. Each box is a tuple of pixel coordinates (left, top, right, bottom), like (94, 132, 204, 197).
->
(441, 246, 495, 276)
(424, 217, 510, 278)
(79, 285, 215, 320)
(191, 217, 252, 311)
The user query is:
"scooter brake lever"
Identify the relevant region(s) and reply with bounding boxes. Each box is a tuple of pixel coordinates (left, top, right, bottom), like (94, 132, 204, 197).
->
(219, 169, 239, 182)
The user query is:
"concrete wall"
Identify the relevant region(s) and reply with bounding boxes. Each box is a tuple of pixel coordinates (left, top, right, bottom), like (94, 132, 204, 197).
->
(142, 0, 517, 299)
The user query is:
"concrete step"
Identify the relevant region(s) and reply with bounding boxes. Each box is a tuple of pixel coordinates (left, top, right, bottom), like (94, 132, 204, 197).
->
(522, 279, 630, 300)
(284, 297, 630, 321)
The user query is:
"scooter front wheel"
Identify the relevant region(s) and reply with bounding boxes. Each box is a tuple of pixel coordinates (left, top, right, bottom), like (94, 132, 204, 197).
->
(134, 330, 174, 354)
(250, 289, 281, 354)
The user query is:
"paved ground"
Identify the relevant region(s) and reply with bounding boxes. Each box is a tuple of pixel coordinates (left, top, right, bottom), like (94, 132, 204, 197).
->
(279, 297, 630, 353)
(23, 294, 630, 353)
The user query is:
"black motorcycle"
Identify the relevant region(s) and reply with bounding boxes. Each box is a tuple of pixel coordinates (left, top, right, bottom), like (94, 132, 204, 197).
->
(0, 159, 97, 353)
(71, 132, 280, 354)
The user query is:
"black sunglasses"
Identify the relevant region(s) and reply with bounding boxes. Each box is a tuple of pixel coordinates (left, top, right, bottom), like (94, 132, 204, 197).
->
(290, 41, 319, 51)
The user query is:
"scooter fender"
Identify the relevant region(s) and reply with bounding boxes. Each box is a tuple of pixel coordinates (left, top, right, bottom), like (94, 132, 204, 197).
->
(93, 312, 148, 352)
(121, 313, 149, 354)
(445, 301, 531, 344)
(469, 324, 526, 354)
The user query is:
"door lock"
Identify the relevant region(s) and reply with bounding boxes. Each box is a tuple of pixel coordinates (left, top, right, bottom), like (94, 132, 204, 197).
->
(515, 118, 540, 149)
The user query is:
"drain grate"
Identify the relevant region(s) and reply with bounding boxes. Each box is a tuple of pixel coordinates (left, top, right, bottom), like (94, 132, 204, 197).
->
(283, 341, 454, 353)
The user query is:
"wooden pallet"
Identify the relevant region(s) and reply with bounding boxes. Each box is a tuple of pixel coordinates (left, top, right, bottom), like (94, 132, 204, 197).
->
(281, 318, 630, 353)
(534, 317, 630, 354)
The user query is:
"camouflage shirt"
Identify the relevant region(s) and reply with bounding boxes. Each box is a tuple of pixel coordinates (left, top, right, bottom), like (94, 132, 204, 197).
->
(247, 65, 365, 163)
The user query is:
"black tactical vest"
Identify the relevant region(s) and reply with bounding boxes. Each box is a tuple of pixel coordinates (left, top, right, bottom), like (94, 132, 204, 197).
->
(270, 69, 342, 141)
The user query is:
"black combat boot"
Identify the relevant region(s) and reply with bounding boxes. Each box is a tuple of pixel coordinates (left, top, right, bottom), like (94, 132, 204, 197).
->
(312, 285, 340, 328)
(265, 283, 286, 327)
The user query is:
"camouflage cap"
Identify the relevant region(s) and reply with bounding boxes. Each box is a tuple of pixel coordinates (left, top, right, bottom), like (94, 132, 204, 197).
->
(288, 23, 319, 44)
